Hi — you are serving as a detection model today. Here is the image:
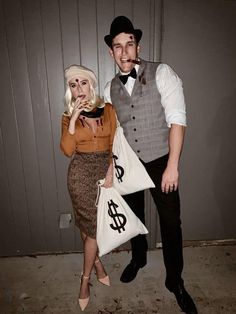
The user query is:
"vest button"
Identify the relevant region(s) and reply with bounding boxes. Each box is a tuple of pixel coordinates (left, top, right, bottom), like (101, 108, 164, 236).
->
(135, 139, 138, 142)
(131, 105, 134, 108)
(132, 116, 135, 119)
(137, 150, 140, 153)
(133, 128, 136, 131)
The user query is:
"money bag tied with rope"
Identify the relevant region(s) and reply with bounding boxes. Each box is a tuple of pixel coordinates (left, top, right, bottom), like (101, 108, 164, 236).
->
(96, 180, 148, 257)
(112, 120, 155, 195)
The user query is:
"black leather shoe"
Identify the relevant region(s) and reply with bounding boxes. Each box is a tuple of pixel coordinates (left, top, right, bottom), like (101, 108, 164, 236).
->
(172, 284, 198, 314)
(120, 260, 146, 283)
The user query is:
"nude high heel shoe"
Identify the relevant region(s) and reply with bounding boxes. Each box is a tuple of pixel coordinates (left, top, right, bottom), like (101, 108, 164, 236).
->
(78, 275, 90, 311)
(94, 259, 110, 286)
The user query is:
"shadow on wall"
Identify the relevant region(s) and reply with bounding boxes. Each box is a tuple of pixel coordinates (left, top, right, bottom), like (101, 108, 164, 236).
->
(208, 92, 236, 237)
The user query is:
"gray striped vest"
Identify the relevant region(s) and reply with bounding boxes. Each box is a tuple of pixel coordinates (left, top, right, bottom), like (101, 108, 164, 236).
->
(110, 59, 169, 163)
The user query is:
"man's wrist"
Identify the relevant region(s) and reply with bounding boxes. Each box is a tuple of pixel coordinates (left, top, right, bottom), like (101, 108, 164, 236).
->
(167, 159, 179, 169)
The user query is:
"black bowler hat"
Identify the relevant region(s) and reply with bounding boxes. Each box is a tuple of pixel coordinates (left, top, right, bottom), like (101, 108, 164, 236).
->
(104, 16, 142, 48)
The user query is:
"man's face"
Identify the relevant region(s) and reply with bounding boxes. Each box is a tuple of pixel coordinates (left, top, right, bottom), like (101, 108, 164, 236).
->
(109, 32, 140, 73)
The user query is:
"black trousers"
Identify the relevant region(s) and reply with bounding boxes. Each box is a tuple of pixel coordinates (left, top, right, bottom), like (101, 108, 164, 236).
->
(123, 154, 184, 290)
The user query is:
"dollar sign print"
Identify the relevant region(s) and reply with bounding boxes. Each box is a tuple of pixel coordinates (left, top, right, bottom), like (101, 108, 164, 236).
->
(113, 154, 124, 182)
(108, 199, 127, 233)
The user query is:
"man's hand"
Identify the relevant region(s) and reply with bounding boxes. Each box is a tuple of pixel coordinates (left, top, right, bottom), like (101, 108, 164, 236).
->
(161, 124, 185, 193)
(161, 164, 179, 194)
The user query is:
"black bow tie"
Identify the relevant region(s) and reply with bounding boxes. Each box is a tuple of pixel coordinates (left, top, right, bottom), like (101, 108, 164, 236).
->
(119, 68, 137, 85)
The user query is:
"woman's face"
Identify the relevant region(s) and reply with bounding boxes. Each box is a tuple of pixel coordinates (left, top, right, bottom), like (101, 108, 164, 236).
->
(69, 76, 91, 102)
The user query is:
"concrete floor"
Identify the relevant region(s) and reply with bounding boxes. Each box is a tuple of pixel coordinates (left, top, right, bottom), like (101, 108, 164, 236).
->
(0, 245, 236, 314)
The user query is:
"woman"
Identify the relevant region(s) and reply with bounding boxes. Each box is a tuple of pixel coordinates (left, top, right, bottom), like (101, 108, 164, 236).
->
(60, 65, 117, 311)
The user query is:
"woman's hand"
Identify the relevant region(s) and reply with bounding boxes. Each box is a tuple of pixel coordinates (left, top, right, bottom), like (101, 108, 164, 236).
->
(68, 98, 92, 134)
(102, 163, 113, 188)
(70, 98, 86, 121)
(103, 174, 113, 188)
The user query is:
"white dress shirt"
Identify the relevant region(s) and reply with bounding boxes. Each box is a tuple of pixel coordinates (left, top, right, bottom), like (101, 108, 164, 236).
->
(103, 63, 187, 128)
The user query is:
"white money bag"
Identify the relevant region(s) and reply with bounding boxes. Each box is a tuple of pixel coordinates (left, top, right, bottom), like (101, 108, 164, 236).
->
(96, 180, 148, 257)
(112, 121, 155, 195)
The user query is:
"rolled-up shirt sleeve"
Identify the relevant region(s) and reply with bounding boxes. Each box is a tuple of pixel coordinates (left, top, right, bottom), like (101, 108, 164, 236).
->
(104, 81, 112, 103)
(156, 63, 187, 128)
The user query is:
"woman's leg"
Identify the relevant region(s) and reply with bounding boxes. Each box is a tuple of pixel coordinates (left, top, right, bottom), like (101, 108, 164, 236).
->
(80, 231, 108, 281)
(94, 258, 108, 280)
(79, 232, 98, 299)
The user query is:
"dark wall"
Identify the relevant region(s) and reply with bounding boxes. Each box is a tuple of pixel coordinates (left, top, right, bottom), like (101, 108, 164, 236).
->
(161, 0, 236, 239)
(0, 0, 235, 256)
(0, 0, 162, 256)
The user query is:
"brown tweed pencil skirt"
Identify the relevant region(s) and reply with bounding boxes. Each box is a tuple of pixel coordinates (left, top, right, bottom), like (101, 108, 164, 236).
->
(67, 151, 110, 239)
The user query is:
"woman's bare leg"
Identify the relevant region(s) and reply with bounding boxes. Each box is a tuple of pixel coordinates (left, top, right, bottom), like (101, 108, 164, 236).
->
(80, 231, 107, 279)
(94, 258, 108, 279)
(79, 232, 98, 299)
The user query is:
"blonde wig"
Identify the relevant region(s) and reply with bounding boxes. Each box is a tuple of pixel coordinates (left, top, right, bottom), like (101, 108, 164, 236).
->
(64, 65, 104, 116)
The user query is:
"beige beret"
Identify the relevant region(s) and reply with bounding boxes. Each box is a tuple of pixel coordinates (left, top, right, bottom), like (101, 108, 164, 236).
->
(64, 65, 97, 88)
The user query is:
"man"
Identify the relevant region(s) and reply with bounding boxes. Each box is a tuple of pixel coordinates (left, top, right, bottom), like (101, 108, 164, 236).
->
(103, 16, 197, 314)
